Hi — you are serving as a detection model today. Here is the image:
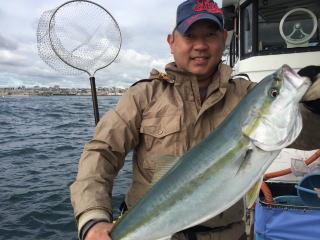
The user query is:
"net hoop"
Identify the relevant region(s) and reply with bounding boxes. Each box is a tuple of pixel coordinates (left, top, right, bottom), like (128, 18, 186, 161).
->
(48, 0, 122, 77)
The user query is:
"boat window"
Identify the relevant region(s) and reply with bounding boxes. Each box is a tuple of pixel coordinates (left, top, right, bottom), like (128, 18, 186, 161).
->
(229, 31, 239, 67)
(243, 3, 253, 55)
(240, 0, 320, 59)
(227, 10, 239, 67)
(258, 0, 320, 53)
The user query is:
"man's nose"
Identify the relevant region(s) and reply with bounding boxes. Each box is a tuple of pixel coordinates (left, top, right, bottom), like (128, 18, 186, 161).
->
(193, 37, 208, 51)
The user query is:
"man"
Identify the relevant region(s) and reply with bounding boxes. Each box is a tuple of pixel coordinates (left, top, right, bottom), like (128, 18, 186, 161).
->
(70, 1, 320, 239)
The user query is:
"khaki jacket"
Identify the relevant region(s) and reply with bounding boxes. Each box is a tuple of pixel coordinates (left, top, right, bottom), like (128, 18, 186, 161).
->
(70, 62, 320, 240)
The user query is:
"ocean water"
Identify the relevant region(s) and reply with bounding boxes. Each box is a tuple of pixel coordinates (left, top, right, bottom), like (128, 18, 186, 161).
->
(0, 96, 132, 240)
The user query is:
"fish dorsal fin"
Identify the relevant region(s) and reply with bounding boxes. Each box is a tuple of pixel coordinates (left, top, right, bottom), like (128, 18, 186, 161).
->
(245, 177, 263, 208)
(152, 155, 181, 185)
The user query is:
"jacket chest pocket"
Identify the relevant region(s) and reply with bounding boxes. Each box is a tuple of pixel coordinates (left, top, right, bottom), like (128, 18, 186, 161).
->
(140, 115, 181, 152)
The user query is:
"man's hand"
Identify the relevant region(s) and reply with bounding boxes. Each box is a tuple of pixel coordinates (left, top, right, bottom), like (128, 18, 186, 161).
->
(85, 222, 114, 240)
(315, 188, 320, 199)
(299, 65, 320, 114)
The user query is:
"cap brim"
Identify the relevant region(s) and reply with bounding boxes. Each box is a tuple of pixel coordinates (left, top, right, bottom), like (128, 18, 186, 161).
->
(176, 13, 223, 35)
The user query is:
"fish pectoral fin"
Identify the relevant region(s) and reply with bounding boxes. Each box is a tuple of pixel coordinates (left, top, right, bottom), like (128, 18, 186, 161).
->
(152, 155, 181, 185)
(245, 177, 263, 208)
(236, 148, 253, 175)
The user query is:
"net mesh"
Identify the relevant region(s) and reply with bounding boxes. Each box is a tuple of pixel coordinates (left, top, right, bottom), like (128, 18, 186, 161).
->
(37, 9, 81, 75)
(37, 0, 121, 76)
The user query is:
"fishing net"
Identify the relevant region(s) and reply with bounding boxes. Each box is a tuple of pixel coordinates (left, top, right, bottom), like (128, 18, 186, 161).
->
(36, 0, 122, 124)
(37, 0, 121, 76)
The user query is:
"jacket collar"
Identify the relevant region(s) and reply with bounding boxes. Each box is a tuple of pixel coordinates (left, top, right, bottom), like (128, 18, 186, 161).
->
(160, 62, 232, 95)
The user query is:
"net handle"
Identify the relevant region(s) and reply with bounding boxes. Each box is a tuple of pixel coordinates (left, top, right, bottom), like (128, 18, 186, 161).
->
(90, 77, 100, 125)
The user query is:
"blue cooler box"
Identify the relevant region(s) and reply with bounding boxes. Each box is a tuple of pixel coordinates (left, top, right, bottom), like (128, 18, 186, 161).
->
(254, 197, 320, 240)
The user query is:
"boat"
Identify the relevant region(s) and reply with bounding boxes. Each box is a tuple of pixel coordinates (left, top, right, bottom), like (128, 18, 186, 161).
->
(221, 0, 320, 239)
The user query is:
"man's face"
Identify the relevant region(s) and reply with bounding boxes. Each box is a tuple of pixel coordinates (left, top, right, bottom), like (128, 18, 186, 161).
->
(168, 20, 227, 79)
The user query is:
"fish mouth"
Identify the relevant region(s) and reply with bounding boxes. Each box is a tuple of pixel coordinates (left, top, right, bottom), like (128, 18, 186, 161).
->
(282, 65, 311, 90)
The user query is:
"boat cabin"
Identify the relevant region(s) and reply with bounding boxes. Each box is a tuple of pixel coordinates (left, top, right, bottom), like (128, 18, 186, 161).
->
(222, 0, 320, 81)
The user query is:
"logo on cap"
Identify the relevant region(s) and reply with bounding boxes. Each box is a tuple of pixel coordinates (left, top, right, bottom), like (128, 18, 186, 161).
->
(184, 13, 204, 27)
(194, 0, 224, 16)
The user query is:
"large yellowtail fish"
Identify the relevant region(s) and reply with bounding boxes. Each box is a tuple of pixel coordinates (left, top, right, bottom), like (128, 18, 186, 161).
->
(110, 65, 311, 240)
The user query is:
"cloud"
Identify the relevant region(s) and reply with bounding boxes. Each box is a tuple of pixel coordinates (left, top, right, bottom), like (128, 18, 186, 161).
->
(95, 48, 172, 86)
(0, 34, 18, 50)
(119, 49, 152, 68)
(2, 0, 221, 88)
(118, 49, 172, 70)
(0, 50, 26, 66)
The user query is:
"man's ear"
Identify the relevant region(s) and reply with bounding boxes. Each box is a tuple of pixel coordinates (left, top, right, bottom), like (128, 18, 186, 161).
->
(167, 34, 174, 54)
(223, 29, 228, 41)
(222, 30, 228, 51)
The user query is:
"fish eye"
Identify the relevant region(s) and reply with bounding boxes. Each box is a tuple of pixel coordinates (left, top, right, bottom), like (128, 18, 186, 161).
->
(269, 88, 279, 98)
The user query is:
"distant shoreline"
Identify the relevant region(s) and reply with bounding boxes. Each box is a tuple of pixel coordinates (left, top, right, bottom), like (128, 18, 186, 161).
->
(0, 86, 127, 97)
(1, 94, 122, 97)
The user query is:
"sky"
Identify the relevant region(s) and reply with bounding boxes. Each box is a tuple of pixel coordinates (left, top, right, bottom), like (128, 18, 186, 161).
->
(0, 0, 222, 88)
